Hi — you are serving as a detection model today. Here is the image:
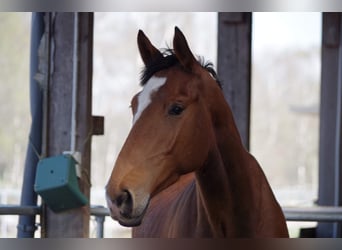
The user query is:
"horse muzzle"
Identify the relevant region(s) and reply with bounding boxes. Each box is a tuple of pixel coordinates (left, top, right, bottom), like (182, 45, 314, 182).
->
(106, 189, 150, 227)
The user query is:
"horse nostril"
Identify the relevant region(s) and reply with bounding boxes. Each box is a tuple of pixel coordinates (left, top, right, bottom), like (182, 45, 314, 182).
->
(115, 190, 133, 217)
(115, 190, 128, 207)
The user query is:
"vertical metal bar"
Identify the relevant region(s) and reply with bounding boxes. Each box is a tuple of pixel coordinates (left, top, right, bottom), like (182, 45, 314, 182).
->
(17, 12, 45, 238)
(317, 12, 342, 238)
(332, 13, 342, 238)
(71, 12, 79, 154)
(95, 215, 105, 238)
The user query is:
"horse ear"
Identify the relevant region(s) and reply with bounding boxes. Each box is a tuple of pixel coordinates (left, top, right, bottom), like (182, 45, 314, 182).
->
(137, 30, 163, 65)
(173, 27, 198, 71)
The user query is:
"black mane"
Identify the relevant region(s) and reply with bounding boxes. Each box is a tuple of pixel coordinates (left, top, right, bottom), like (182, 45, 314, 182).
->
(140, 49, 221, 88)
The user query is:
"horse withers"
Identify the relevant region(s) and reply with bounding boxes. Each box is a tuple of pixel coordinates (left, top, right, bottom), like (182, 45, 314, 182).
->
(105, 27, 289, 238)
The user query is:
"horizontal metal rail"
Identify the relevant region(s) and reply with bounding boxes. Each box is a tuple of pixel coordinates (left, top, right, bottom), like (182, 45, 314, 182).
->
(2, 204, 342, 238)
(0, 205, 109, 216)
(1, 204, 342, 222)
(283, 206, 342, 222)
(90, 205, 110, 217)
(0, 205, 111, 238)
(0, 205, 41, 215)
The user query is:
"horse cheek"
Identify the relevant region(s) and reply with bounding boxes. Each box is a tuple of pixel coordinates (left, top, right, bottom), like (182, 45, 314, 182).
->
(179, 113, 211, 174)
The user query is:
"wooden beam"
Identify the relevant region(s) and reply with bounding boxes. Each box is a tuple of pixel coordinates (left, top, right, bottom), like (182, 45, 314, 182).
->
(217, 12, 252, 150)
(41, 12, 94, 238)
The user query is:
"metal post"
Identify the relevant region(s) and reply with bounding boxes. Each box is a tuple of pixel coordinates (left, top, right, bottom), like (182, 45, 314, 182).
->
(17, 12, 45, 238)
(317, 12, 342, 238)
(95, 215, 105, 238)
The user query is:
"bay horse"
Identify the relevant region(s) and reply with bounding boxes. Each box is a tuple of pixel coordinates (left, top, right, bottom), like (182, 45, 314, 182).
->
(106, 27, 289, 238)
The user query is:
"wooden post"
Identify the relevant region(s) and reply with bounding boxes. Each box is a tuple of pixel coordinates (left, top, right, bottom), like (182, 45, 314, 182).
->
(317, 12, 342, 238)
(41, 12, 94, 238)
(217, 12, 252, 150)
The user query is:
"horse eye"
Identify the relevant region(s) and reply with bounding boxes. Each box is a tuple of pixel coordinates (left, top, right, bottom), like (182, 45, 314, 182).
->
(168, 104, 184, 116)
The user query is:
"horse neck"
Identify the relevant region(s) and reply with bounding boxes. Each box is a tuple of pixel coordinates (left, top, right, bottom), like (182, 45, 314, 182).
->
(194, 98, 261, 237)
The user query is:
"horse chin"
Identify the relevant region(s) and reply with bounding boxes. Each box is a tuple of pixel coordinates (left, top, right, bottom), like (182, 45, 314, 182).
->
(117, 209, 146, 227)
(118, 217, 143, 227)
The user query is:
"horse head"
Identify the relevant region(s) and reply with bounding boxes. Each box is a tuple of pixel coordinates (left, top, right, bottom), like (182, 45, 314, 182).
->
(106, 27, 225, 227)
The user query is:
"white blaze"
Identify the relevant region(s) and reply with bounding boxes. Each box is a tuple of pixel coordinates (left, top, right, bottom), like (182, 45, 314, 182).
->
(133, 76, 167, 124)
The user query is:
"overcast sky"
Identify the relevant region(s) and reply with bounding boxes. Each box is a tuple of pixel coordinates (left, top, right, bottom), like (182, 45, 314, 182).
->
(253, 12, 322, 51)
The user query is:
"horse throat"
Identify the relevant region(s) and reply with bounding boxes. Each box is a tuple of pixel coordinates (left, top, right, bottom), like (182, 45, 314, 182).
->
(194, 105, 261, 237)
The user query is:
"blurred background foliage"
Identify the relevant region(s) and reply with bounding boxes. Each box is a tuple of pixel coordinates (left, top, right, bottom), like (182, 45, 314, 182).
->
(0, 13, 30, 187)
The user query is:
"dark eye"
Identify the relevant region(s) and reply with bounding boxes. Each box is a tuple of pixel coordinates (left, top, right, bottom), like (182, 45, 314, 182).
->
(168, 104, 185, 116)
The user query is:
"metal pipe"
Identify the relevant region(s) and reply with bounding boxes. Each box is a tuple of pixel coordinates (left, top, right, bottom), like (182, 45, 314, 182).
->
(90, 205, 107, 238)
(283, 206, 342, 222)
(90, 205, 110, 217)
(91, 205, 342, 223)
(3, 205, 110, 216)
(71, 12, 79, 154)
(17, 12, 45, 238)
(1, 206, 41, 216)
(95, 215, 105, 238)
(332, 13, 342, 237)
(7, 204, 342, 237)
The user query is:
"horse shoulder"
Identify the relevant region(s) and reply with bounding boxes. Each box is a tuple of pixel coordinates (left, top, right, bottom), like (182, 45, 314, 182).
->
(247, 155, 289, 237)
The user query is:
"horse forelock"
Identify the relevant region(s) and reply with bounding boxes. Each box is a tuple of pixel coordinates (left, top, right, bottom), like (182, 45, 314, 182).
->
(140, 49, 221, 88)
